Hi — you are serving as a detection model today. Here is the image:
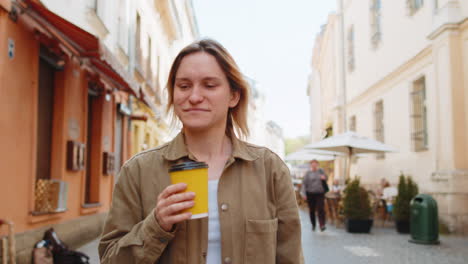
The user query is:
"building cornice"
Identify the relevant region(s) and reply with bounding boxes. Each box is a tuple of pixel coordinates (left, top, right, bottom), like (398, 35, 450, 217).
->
(428, 17, 468, 40)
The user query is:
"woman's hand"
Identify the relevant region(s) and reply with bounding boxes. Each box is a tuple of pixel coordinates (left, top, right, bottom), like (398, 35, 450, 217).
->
(155, 183, 195, 232)
(320, 174, 326, 180)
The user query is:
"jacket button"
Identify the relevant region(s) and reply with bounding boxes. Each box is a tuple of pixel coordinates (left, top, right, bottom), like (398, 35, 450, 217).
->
(224, 257, 232, 263)
(221, 203, 229, 212)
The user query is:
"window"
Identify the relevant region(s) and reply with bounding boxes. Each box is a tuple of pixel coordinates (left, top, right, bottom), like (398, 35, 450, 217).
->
(349, 115, 356, 132)
(410, 77, 428, 151)
(370, 0, 382, 48)
(118, 0, 129, 53)
(94, 0, 106, 23)
(347, 26, 355, 72)
(85, 87, 100, 205)
(374, 100, 385, 159)
(36, 53, 56, 181)
(169, 0, 182, 36)
(143, 132, 151, 151)
(147, 36, 152, 80)
(114, 110, 124, 178)
(135, 13, 143, 73)
(132, 124, 140, 156)
(407, 0, 424, 15)
(154, 55, 161, 93)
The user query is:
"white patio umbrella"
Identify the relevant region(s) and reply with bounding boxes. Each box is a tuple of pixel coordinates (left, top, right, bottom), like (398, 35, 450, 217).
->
(284, 149, 341, 162)
(304, 131, 397, 179)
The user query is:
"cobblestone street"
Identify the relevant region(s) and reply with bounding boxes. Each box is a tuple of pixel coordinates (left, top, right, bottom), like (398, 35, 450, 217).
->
(300, 209, 468, 264)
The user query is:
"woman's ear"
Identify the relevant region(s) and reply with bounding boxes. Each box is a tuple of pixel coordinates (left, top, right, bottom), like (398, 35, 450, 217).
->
(229, 90, 240, 108)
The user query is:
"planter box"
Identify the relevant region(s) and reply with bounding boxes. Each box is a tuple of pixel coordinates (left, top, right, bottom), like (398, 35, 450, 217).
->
(345, 219, 373, 233)
(396, 220, 410, 234)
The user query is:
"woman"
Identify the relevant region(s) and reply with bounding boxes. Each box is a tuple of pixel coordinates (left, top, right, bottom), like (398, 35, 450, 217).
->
(326, 178, 343, 224)
(302, 159, 327, 232)
(98, 39, 303, 264)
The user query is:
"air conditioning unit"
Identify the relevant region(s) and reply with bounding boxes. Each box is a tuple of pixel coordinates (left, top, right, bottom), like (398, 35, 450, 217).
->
(34, 179, 69, 213)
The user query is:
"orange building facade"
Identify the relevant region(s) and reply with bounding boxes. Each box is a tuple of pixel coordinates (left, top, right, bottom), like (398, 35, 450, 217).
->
(0, 1, 144, 262)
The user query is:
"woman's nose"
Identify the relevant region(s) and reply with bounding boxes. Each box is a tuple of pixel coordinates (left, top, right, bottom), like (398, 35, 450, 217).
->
(188, 86, 203, 104)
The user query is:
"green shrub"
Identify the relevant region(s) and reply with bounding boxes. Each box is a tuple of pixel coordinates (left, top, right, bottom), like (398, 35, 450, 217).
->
(393, 173, 419, 221)
(343, 178, 372, 220)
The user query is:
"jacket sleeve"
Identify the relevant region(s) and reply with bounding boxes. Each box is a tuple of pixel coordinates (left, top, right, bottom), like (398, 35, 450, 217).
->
(271, 155, 304, 264)
(98, 163, 175, 264)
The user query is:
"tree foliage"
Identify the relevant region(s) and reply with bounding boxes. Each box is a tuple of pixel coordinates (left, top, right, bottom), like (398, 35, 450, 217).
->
(393, 173, 419, 221)
(285, 136, 310, 155)
(343, 178, 372, 220)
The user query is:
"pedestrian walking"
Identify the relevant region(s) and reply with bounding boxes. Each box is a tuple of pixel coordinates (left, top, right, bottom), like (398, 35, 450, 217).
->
(302, 159, 328, 231)
(98, 39, 303, 264)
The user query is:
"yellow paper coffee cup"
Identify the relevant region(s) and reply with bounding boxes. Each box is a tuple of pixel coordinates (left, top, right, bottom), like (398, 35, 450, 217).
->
(169, 161, 208, 219)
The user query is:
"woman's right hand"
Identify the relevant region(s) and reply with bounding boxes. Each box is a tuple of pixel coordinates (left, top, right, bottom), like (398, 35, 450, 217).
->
(155, 183, 195, 232)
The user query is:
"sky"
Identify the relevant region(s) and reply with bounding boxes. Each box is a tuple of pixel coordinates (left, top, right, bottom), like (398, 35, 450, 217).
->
(192, 0, 337, 138)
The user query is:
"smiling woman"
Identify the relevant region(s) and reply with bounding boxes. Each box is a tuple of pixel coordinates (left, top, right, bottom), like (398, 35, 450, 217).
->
(99, 39, 304, 264)
(172, 52, 240, 135)
(166, 39, 250, 139)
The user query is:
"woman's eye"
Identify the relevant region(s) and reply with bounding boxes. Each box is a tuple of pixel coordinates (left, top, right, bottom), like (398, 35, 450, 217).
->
(178, 84, 190, 89)
(206, 83, 217, 88)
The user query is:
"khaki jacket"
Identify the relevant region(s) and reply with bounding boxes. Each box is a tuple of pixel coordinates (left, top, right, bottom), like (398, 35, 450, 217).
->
(99, 133, 303, 264)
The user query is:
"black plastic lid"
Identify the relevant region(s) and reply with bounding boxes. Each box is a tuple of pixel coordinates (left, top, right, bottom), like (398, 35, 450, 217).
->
(168, 161, 208, 173)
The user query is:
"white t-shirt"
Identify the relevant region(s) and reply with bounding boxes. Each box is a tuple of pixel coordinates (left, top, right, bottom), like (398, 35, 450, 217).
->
(207, 179, 221, 263)
(382, 186, 398, 202)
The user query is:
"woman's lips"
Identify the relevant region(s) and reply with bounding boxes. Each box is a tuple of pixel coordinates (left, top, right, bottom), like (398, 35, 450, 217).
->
(183, 108, 209, 112)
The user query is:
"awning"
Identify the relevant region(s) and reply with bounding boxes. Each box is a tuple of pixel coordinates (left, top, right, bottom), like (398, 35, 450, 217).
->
(19, 0, 139, 96)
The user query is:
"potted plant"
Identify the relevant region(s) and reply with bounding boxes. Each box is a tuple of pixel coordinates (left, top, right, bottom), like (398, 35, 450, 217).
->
(393, 173, 419, 233)
(343, 178, 373, 233)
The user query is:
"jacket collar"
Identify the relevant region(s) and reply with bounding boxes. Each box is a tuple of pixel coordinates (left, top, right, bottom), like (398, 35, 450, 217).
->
(162, 131, 258, 162)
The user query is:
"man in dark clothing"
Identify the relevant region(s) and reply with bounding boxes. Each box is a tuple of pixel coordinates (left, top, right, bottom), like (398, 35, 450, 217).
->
(302, 159, 328, 231)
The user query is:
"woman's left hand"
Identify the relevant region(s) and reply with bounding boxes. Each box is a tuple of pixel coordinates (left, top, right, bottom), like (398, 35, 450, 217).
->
(320, 174, 326, 180)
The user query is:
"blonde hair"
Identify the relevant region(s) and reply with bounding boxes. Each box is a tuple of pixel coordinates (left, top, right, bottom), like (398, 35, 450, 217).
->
(166, 39, 250, 138)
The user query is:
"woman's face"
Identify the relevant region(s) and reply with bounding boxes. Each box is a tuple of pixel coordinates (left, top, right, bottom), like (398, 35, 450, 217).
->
(173, 52, 239, 133)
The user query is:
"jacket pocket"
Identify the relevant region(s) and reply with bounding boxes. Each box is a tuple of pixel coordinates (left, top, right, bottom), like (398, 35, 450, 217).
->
(244, 218, 278, 263)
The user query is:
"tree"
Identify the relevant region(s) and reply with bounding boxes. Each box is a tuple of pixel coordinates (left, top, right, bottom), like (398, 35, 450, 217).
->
(284, 135, 310, 155)
(393, 173, 419, 221)
(343, 178, 372, 220)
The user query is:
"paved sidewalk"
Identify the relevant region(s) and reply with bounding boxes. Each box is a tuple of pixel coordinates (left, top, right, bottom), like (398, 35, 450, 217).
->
(77, 239, 100, 264)
(78, 209, 468, 264)
(300, 209, 468, 264)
